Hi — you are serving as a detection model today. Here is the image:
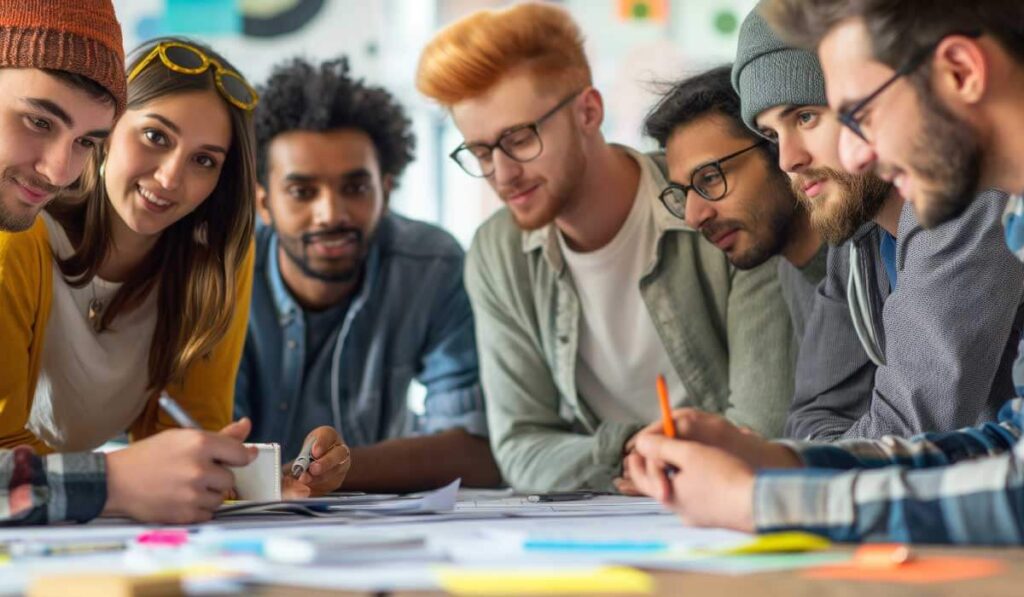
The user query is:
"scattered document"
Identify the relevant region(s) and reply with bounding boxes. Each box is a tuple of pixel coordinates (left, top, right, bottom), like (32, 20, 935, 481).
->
(214, 478, 460, 518)
(455, 493, 668, 518)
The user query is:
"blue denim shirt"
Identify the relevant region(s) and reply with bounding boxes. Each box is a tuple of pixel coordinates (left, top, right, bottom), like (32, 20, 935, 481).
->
(235, 213, 487, 459)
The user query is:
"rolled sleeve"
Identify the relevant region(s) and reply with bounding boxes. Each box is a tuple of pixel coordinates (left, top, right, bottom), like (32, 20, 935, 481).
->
(420, 383, 489, 437)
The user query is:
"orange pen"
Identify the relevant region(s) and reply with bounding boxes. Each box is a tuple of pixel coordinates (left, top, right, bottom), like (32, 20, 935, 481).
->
(657, 374, 675, 438)
(656, 374, 680, 478)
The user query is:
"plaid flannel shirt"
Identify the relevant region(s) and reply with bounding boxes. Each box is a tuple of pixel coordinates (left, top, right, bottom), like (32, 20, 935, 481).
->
(0, 447, 107, 525)
(755, 391, 1024, 544)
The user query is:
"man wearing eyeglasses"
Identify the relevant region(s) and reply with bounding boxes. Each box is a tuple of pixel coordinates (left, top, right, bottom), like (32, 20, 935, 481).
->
(416, 3, 796, 493)
(644, 66, 826, 357)
(733, 4, 1024, 442)
(624, 0, 1024, 545)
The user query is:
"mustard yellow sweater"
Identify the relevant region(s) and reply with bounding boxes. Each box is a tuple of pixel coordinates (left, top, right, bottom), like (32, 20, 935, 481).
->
(0, 217, 254, 453)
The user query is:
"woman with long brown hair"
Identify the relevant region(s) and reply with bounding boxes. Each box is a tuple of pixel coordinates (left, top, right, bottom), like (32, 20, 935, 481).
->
(0, 37, 349, 516)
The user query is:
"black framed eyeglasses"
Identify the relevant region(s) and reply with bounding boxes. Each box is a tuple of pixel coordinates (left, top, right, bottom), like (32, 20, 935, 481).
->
(449, 89, 583, 178)
(837, 30, 982, 141)
(658, 140, 768, 219)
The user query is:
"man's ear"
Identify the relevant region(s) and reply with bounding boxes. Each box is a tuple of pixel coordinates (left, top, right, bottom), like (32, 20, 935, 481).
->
(578, 86, 605, 134)
(933, 34, 989, 107)
(255, 183, 272, 226)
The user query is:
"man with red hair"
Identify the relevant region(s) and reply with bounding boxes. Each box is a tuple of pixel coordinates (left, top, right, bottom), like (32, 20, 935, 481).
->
(416, 2, 796, 492)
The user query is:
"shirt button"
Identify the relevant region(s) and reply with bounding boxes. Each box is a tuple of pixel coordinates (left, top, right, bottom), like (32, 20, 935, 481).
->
(286, 340, 297, 349)
(278, 402, 288, 411)
(558, 335, 569, 344)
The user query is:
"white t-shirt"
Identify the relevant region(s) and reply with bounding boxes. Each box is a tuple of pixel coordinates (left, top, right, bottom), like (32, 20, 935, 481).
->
(557, 150, 687, 424)
(28, 213, 157, 451)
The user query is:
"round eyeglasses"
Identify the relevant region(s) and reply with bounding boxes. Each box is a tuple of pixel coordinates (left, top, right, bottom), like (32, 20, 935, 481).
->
(658, 140, 768, 219)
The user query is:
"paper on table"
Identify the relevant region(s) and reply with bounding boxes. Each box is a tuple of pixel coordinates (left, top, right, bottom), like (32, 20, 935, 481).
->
(480, 520, 751, 554)
(455, 494, 667, 518)
(214, 478, 461, 518)
(239, 562, 440, 592)
(638, 552, 853, 576)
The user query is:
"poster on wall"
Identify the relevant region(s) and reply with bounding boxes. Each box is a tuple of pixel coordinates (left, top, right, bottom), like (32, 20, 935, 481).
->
(139, 0, 326, 38)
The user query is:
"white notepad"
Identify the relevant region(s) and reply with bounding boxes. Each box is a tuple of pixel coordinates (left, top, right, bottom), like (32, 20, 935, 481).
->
(230, 442, 281, 501)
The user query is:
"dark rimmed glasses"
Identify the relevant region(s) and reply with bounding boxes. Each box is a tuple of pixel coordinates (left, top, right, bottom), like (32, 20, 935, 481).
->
(837, 30, 981, 141)
(449, 90, 583, 178)
(658, 140, 768, 218)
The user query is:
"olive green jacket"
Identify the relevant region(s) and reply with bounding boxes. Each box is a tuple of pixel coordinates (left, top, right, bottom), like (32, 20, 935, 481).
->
(464, 149, 796, 492)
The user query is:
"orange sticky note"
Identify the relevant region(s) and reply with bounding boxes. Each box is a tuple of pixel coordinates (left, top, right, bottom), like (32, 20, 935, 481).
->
(803, 556, 1005, 584)
(853, 544, 912, 567)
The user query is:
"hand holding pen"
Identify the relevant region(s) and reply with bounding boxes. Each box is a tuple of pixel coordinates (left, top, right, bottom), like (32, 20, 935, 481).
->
(100, 393, 256, 524)
(282, 426, 352, 498)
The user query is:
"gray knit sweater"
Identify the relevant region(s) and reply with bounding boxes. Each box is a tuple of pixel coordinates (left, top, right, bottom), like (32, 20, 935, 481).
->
(777, 245, 828, 344)
(786, 190, 1024, 440)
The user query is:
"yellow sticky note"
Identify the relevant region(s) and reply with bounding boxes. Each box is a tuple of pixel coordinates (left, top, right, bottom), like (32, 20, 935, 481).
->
(436, 566, 653, 595)
(710, 532, 831, 555)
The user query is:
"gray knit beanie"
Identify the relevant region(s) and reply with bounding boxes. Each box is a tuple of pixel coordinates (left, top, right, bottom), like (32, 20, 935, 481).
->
(731, 1, 827, 136)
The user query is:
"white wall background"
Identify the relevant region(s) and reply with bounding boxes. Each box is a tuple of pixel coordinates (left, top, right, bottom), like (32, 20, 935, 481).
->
(113, 0, 759, 247)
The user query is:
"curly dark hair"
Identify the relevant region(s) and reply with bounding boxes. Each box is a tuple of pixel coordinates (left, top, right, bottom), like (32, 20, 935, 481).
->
(254, 56, 415, 185)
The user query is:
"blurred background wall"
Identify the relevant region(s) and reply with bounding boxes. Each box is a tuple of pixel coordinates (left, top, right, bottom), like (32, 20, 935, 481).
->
(113, 0, 759, 247)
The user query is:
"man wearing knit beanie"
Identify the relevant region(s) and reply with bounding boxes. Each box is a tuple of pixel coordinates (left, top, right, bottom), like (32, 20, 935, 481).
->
(0, 0, 125, 232)
(628, 0, 1024, 546)
(728, 1, 1024, 445)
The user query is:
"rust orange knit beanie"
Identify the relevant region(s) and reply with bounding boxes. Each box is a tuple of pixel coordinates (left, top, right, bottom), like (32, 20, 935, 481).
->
(0, 0, 126, 114)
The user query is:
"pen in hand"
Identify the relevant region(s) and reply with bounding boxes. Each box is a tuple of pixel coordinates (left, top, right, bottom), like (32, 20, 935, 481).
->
(158, 392, 201, 429)
(292, 437, 318, 479)
(656, 374, 680, 478)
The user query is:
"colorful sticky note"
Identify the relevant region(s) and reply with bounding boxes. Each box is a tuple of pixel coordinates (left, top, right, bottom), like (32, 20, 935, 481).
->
(436, 566, 653, 595)
(706, 531, 831, 555)
(804, 556, 1005, 584)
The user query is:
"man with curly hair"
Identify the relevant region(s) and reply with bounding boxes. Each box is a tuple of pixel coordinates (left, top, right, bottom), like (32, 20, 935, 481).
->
(235, 57, 501, 492)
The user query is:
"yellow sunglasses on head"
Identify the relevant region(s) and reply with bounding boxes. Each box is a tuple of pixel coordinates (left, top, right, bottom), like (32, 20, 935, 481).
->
(128, 41, 259, 111)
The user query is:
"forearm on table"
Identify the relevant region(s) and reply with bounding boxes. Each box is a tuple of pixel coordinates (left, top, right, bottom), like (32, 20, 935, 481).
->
(343, 429, 502, 492)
